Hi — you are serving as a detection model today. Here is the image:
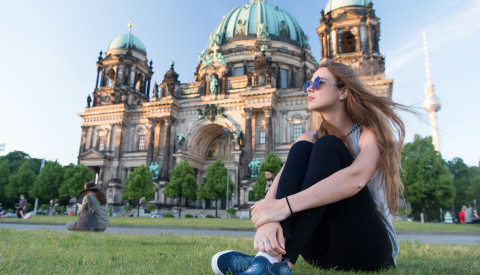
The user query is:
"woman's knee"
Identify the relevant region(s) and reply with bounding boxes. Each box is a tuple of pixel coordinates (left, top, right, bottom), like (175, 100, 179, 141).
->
(312, 135, 352, 160)
(287, 140, 314, 162)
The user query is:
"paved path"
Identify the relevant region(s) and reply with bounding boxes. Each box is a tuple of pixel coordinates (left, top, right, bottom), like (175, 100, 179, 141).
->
(1, 222, 479, 245)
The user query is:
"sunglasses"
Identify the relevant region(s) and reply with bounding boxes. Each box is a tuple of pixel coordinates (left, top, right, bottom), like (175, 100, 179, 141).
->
(303, 76, 337, 94)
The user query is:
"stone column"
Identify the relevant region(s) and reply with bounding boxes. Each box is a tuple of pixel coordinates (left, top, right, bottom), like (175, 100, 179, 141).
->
(95, 68, 100, 89)
(264, 107, 273, 154)
(147, 118, 157, 165)
(79, 126, 87, 155)
(243, 108, 253, 177)
(161, 117, 172, 179)
(153, 121, 161, 161)
(332, 28, 338, 56)
(109, 125, 116, 152)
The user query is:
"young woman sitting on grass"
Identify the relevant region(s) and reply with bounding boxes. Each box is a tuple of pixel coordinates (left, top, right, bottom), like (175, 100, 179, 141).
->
(66, 182, 109, 232)
(212, 60, 407, 274)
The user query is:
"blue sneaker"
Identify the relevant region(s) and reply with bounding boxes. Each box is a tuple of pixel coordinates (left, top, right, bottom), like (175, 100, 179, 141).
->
(239, 256, 292, 275)
(212, 250, 255, 275)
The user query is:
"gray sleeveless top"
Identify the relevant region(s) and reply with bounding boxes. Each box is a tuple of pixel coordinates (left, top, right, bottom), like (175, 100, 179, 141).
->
(347, 121, 399, 266)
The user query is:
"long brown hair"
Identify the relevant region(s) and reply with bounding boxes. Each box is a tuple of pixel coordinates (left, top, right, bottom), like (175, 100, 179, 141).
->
(313, 60, 407, 215)
(91, 190, 107, 205)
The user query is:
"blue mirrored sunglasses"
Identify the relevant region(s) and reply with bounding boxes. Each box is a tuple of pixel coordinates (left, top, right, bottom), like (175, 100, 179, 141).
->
(303, 76, 337, 94)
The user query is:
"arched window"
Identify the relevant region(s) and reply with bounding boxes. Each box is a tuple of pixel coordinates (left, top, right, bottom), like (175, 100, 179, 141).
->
(107, 69, 115, 87)
(341, 31, 356, 53)
(98, 136, 106, 151)
(138, 135, 146, 151)
(135, 74, 142, 91)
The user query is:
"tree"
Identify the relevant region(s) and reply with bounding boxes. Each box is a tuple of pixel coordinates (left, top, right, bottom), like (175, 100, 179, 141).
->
(59, 164, 94, 206)
(0, 151, 30, 173)
(164, 159, 198, 218)
(251, 152, 282, 200)
(198, 158, 234, 217)
(0, 160, 10, 206)
(5, 160, 37, 203)
(29, 161, 65, 205)
(401, 135, 454, 221)
(447, 158, 474, 217)
(122, 164, 154, 217)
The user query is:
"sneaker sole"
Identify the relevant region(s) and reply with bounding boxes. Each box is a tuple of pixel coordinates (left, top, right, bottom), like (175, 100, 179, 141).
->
(211, 250, 234, 275)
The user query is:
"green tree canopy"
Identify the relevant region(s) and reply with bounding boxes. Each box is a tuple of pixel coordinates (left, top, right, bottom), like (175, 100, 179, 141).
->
(122, 164, 154, 217)
(251, 152, 282, 200)
(401, 135, 454, 221)
(6, 160, 38, 202)
(164, 158, 198, 206)
(29, 161, 65, 204)
(198, 158, 234, 217)
(0, 160, 10, 205)
(59, 164, 94, 205)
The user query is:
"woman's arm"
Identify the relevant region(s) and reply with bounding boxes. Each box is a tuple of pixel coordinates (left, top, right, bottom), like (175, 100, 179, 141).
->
(251, 129, 380, 227)
(77, 195, 88, 215)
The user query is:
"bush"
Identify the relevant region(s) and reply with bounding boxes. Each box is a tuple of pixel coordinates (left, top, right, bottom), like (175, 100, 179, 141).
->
(227, 208, 237, 216)
(55, 205, 66, 213)
(123, 204, 133, 212)
(40, 204, 49, 210)
(206, 214, 214, 218)
(147, 204, 156, 213)
(164, 214, 175, 218)
(184, 214, 193, 218)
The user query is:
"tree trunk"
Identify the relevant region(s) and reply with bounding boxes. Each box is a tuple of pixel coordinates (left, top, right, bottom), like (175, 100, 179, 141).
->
(215, 199, 218, 218)
(178, 198, 182, 218)
(421, 199, 427, 221)
(137, 204, 140, 217)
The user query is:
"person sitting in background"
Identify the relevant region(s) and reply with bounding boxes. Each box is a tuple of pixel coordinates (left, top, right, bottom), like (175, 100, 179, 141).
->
(16, 194, 27, 218)
(465, 203, 480, 224)
(66, 182, 109, 232)
(459, 205, 467, 223)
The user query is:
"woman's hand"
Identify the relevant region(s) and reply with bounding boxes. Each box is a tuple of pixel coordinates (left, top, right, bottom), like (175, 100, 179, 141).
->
(253, 222, 286, 256)
(251, 198, 291, 229)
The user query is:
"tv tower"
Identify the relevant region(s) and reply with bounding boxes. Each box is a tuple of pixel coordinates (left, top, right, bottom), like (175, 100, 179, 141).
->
(422, 30, 441, 152)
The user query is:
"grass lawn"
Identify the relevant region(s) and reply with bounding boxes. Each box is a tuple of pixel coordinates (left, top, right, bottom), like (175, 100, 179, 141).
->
(0, 229, 479, 274)
(2, 215, 480, 232)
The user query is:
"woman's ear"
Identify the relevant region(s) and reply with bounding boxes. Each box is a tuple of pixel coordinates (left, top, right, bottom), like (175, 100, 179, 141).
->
(340, 87, 349, 100)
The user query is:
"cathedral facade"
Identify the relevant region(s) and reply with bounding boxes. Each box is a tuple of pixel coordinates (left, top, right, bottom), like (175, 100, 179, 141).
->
(77, 0, 392, 210)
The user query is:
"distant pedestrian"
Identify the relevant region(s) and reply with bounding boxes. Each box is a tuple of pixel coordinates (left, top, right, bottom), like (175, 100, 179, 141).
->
(264, 169, 273, 195)
(465, 203, 480, 224)
(66, 182, 109, 232)
(459, 205, 467, 223)
(16, 194, 27, 219)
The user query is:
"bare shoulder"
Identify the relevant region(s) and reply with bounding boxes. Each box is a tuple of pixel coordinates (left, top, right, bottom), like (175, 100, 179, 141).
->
(358, 127, 377, 148)
(296, 132, 313, 143)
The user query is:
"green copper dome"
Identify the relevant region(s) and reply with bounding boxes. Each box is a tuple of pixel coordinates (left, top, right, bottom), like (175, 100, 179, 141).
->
(324, 0, 370, 14)
(207, 0, 309, 49)
(107, 33, 147, 55)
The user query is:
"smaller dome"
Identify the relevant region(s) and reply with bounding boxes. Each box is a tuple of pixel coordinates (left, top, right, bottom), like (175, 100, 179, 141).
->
(324, 0, 369, 14)
(107, 33, 146, 55)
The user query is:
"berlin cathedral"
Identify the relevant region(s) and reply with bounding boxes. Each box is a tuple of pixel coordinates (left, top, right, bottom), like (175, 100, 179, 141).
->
(77, 0, 393, 211)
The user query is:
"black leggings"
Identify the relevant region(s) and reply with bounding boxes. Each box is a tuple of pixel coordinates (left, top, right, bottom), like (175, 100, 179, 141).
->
(276, 135, 392, 271)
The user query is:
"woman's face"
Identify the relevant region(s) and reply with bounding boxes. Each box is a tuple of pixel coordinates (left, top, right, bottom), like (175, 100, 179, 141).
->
(306, 67, 345, 113)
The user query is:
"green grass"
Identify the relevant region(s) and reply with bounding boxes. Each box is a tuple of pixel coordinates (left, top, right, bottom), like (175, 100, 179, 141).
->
(2, 216, 480, 232)
(0, 229, 479, 274)
(0, 215, 254, 228)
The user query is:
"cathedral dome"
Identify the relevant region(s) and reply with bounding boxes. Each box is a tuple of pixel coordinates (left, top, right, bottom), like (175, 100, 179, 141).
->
(206, 0, 309, 49)
(324, 0, 370, 14)
(107, 33, 147, 55)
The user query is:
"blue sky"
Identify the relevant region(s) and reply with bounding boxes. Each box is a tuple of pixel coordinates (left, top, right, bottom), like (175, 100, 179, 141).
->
(1, 0, 479, 166)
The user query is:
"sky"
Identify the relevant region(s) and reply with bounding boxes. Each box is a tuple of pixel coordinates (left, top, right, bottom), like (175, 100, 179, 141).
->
(1, 0, 479, 167)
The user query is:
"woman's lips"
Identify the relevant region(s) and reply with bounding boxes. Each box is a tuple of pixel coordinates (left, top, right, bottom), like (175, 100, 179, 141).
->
(307, 96, 314, 101)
